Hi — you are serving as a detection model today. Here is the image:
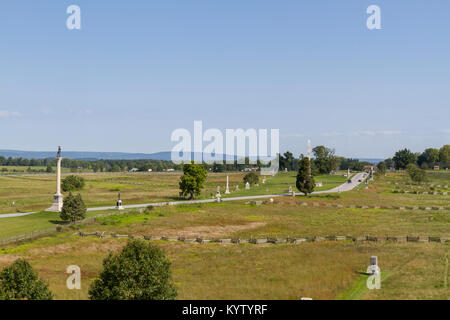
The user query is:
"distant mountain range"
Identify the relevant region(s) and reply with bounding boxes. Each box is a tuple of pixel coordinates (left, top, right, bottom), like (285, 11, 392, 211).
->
(0, 149, 173, 161)
(0, 149, 383, 163)
(358, 158, 384, 164)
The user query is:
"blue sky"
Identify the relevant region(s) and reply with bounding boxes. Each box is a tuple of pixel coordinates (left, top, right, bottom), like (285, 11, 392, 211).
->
(0, 0, 449, 158)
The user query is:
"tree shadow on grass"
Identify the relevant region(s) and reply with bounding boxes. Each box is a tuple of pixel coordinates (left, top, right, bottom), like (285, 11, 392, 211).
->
(48, 220, 67, 225)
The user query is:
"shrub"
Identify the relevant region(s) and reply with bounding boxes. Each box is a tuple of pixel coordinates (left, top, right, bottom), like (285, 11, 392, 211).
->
(60, 192, 87, 222)
(243, 172, 259, 185)
(61, 175, 85, 192)
(89, 240, 177, 300)
(406, 164, 427, 183)
(0, 259, 53, 300)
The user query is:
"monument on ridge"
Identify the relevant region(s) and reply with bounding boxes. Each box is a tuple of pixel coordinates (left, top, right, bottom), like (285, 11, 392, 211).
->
(46, 146, 63, 212)
(225, 175, 230, 194)
(245, 182, 250, 190)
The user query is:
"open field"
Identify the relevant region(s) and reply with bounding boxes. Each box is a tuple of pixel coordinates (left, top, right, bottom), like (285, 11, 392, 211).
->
(0, 171, 346, 214)
(0, 233, 448, 300)
(0, 170, 448, 300)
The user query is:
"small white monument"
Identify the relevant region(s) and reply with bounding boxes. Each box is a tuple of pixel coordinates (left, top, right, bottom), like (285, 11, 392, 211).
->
(46, 146, 63, 212)
(369, 256, 379, 274)
(245, 182, 250, 190)
(116, 192, 124, 210)
(235, 185, 240, 191)
(225, 175, 230, 194)
(262, 177, 266, 184)
(316, 182, 323, 187)
(216, 187, 221, 202)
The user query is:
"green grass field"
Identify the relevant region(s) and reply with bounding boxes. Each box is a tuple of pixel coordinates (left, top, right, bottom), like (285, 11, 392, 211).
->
(0, 170, 448, 300)
(0, 171, 345, 214)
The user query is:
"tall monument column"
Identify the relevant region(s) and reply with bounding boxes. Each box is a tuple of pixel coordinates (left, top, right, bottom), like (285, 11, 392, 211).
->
(46, 146, 63, 212)
(307, 139, 312, 176)
(307, 139, 311, 161)
(225, 175, 230, 194)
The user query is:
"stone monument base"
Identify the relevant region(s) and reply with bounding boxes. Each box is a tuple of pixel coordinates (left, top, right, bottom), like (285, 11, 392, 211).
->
(46, 193, 63, 212)
(116, 200, 124, 210)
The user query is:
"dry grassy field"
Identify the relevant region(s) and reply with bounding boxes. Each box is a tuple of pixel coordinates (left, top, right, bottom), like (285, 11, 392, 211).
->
(0, 170, 448, 300)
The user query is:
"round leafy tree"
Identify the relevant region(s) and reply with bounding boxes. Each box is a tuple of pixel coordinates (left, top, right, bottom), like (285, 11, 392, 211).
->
(61, 175, 85, 192)
(0, 259, 53, 300)
(89, 240, 177, 300)
(243, 172, 259, 185)
(60, 192, 86, 222)
(393, 148, 417, 170)
(296, 156, 315, 195)
(179, 163, 208, 200)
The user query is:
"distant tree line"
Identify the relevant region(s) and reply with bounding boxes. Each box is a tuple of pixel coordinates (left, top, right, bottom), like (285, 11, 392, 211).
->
(3, 144, 447, 174)
(381, 145, 449, 171)
(279, 146, 374, 174)
(373, 145, 449, 183)
(0, 156, 178, 172)
(0, 155, 275, 173)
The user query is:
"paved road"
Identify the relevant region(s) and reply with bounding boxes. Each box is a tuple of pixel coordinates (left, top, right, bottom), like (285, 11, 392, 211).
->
(0, 172, 368, 218)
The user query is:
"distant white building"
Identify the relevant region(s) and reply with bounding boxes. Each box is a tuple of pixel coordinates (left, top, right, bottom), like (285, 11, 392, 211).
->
(129, 168, 139, 172)
(148, 168, 153, 172)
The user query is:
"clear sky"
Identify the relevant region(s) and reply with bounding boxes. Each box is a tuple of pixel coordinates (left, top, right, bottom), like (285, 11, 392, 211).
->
(0, 0, 449, 158)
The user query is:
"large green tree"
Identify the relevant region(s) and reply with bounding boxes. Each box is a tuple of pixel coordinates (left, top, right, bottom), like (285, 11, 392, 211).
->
(0, 259, 53, 300)
(279, 151, 299, 171)
(296, 156, 315, 195)
(89, 240, 177, 300)
(417, 148, 440, 168)
(60, 192, 87, 222)
(243, 172, 259, 185)
(179, 162, 208, 200)
(61, 175, 85, 192)
(393, 149, 417, 169)
(384, 158, 394, 169)
(439, 145, 450, 168)
(312, 146, 338, 174)
(377, 161, 387, 175)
